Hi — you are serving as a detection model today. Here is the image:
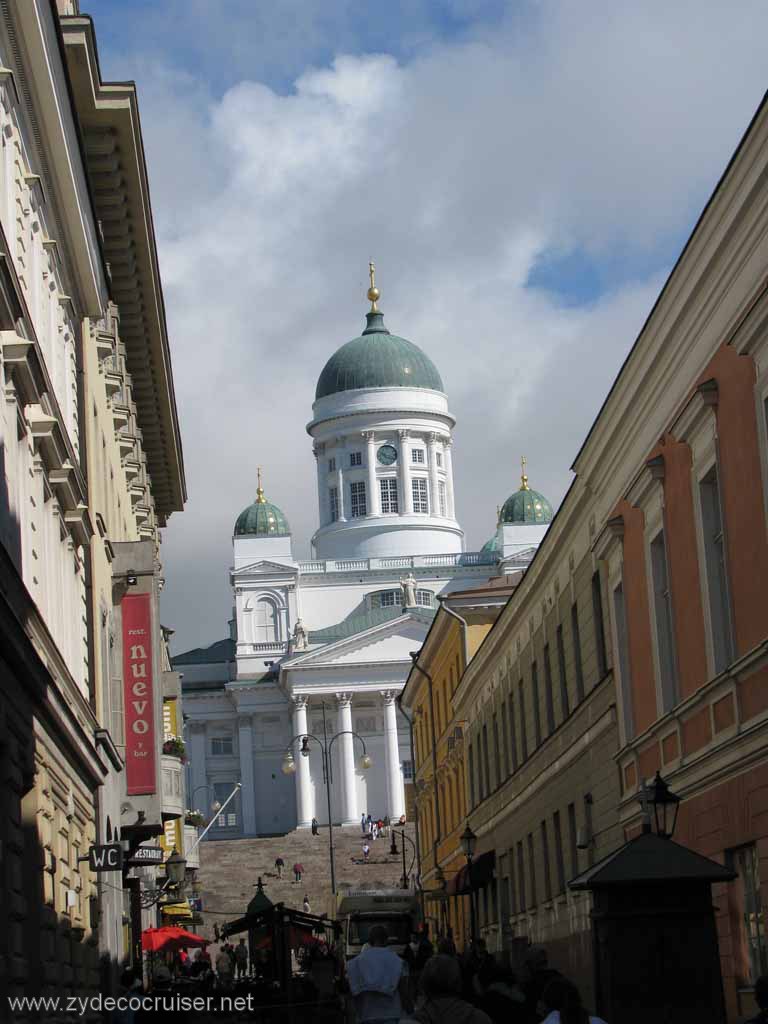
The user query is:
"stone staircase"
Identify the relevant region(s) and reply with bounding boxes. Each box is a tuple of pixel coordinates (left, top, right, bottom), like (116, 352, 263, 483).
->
(196, 823, 417, 939)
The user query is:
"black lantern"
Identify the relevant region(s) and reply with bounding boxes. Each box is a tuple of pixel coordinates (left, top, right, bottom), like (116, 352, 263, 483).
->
(646, 771, 681, 839)
(300, 736, 311, 757)
(460, 824, 477, 860)
(166, 848, 187, 885)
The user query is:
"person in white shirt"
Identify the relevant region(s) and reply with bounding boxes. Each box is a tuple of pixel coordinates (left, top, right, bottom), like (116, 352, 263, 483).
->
(347, 924, 411, 1024)
(539, 977, 608, 1024)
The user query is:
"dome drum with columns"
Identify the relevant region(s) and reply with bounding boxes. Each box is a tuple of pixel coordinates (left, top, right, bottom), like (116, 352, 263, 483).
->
(176, 268, 554, 838)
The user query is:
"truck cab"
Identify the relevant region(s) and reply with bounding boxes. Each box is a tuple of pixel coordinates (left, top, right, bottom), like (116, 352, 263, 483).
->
(335, 889, 420, 960)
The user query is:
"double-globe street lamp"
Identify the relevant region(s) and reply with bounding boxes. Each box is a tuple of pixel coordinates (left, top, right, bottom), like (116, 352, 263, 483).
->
(282, 703, 371, 895)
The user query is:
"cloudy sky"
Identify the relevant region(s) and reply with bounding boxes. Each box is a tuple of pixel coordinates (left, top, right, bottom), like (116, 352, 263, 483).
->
(86, 0, 768, 655)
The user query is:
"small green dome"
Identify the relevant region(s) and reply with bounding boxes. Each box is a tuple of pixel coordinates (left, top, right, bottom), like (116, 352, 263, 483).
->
(234, 477, 291, 537)
(501, 485, 553, 525)
(315, 309, 443, 400)
(481, 533, 501, 555)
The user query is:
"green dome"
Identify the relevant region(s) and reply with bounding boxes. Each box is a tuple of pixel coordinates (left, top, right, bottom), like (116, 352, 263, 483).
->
(315, 309, 443, 400)
(481, 533, 501, 556)
(234, 480, 291, 537)
(501, 485, 553, 525)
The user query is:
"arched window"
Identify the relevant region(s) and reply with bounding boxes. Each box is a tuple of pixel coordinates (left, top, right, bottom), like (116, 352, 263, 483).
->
(255, 598, 278, 642)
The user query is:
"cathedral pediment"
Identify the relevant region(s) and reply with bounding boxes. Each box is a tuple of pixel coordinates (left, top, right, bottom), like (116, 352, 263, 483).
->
(230, 559, 299, 577)
(282, 609, 432, 671)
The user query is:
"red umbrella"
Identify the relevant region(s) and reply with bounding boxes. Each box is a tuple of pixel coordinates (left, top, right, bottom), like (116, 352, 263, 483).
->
(142, 926, 208, 952)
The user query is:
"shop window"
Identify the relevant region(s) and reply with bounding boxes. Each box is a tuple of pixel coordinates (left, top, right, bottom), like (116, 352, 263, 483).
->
(727, 843, 768, 986)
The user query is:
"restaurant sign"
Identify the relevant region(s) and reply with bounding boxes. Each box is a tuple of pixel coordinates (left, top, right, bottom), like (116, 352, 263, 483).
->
(122, 593, 157, 795)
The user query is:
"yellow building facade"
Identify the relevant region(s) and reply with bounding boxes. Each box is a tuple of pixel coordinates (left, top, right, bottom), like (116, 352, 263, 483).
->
(401, 579, 518, 945)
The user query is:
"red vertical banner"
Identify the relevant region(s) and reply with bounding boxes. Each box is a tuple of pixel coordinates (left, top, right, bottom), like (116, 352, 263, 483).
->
(122, 593, 157, 795)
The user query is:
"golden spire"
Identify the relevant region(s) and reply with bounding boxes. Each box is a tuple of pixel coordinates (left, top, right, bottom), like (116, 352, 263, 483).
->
(256, 466, 266, 504)
(520, 455, 530, 491)
(367, 260, 380, 312)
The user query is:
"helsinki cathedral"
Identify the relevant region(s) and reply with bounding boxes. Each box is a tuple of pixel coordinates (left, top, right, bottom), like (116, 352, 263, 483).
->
(177, 268, 553, 837)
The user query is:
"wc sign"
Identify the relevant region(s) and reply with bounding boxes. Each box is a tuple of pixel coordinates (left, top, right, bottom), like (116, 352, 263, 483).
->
(88, 843, 123, 872)
(122, 593, 157, 795)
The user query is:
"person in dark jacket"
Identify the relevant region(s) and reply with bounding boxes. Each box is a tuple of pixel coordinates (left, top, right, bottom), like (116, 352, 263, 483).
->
(521, 946, 564, 1022)
(402, 954, 491, 1024)
(475, 962, 526, 1024)
(747, 975, 768, 1024)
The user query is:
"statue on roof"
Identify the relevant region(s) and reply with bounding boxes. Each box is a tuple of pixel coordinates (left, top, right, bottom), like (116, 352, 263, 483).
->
(292, 618, 308, 651)
(399, 573, 417, 609)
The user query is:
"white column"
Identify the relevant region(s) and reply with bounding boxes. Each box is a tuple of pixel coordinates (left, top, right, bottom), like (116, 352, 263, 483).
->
(381, 691, 405, 820)
(398, 429, 413, 514)
(291, 696, 314, 827)
(314, 444, 325, 526)
(444, 438, 456, 519)
(336, 464, 346, 521)
(336, 693, 358, 825)
(364, 432, 380, 515)
(238, 715, 257, 835)
(428, 433, 441, 517)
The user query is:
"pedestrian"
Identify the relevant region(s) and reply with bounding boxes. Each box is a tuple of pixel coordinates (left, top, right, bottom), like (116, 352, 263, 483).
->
(293, 861, 304, 882)
(366, 813, 373, 831)
(234, 938, 248, 980)
(415, 925, 433, 971)
(539, 978, 608, 1024)
(747, 975, 768, 1023)
(311, 817, 319, 835)
(401, 954, 491, 1024)
(521, 946, 564, 1021)
(303, 893, 311, 913)
(372, 821, 378, 841)
(347, 923, 412, 1023)
(361, 812, 367, 833)
(275, 855, 284, 879)
(215, 945, 233, 985)
(475, 962, 526, 1024)
(362, 842, 370, 861)
(213, 922, 220, 942)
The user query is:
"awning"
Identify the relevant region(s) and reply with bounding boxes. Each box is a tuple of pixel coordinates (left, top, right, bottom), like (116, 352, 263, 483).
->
(446, 851, 495, 895)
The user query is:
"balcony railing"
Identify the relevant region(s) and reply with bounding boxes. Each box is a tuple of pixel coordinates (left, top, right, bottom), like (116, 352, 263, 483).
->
(297, 551, 499, 574)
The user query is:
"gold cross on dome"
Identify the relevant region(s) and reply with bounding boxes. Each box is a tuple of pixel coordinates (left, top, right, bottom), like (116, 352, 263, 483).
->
(367, 260, 380, 312)
(521, 455, 529, 491)
(256, 466, 266, 503)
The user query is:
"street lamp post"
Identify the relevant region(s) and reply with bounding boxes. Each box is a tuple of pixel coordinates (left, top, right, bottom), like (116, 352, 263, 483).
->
(460, 823, 477, 947)
(282, 702, 371, 895)
(390, 828, 417, 889)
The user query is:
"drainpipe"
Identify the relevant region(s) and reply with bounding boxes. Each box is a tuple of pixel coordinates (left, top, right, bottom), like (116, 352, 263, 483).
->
(396, 696, 423, 895)
(409, 652, 442, 862)
(437, 595, 469, 670)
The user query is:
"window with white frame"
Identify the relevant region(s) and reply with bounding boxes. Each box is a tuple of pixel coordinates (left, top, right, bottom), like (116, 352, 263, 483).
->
(328, 457, 336, 473)
(380, 477, 399, 513)
(415, 590, 433, 607)
(254, 598, 279, 643)
(436, 451, 443, 468)
(213, 782, 239, 828)
(613, 581, 634, 739)
(211, 733, 234, 756)
(329, 486, 339, 522)
(700, 467, 734, 673)
(371, 590, 397, 608)
(350, 451, 362, 467)
(412, 478, 429, 513)
(650, 529, 678, 712)
(350, 481, 367, 517)
(402, 760, 414, 781)
(411, 448, 425, 464)
(438, 480, 447, 516)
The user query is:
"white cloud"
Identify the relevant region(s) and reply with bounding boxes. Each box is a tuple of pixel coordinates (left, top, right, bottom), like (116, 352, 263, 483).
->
(115, 1, 768, 652)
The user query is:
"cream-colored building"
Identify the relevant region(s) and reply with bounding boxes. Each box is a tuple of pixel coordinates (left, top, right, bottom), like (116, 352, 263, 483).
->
(0, 0, 185, 1011)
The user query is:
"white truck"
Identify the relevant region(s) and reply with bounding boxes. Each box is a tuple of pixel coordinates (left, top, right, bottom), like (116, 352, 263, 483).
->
(335, 888, 421, 960)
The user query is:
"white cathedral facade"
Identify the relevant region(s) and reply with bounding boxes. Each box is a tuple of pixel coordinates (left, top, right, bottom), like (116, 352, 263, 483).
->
(177, 275, 553, 837)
